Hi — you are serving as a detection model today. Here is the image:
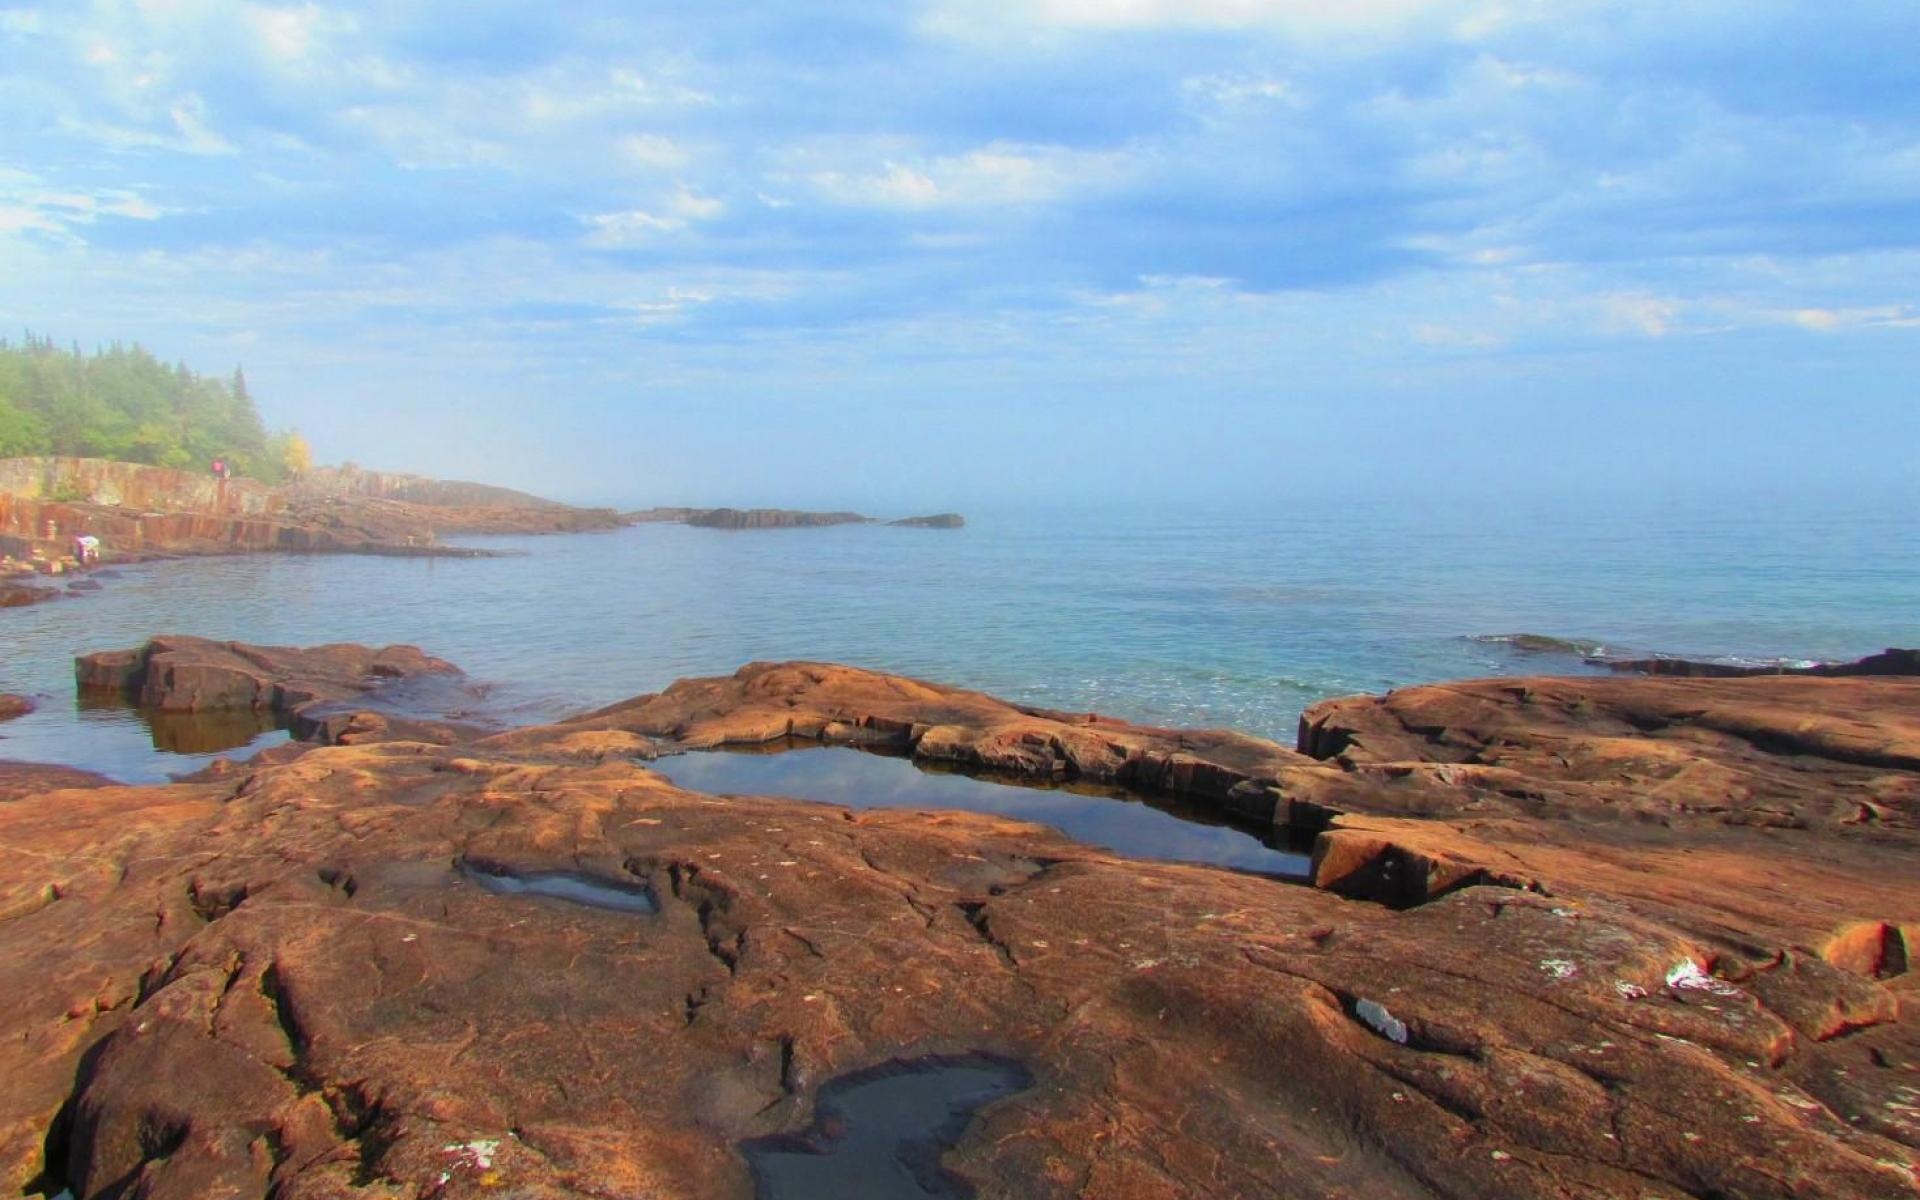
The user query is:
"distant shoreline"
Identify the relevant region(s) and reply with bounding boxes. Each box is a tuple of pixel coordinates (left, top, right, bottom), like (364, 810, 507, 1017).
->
(0, 456, 963, 577)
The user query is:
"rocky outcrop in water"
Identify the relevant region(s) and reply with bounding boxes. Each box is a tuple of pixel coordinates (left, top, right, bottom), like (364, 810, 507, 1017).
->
(1474, 634, 1920, 679)
(75, 635, 461, 742)
(1596, 646, 1920, 678)
(0, 694, 30, 722)
(1, 647, 1915, 1198)
(625, 507, 966, 530)
(1, 582, 60, 607)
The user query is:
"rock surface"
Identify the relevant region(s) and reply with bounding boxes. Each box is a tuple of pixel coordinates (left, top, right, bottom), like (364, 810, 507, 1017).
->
(545, 660, 1307, 806)
(0, 648, 1916, 1199)
(0, 694, 31, 722)
(0, 760, 116, 802)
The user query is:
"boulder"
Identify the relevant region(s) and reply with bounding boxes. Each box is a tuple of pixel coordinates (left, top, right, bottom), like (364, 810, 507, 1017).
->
(74, 636, 461, 740)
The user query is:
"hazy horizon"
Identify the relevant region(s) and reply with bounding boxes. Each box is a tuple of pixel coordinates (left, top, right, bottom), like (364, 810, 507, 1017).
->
(4, 2, 1918, 511)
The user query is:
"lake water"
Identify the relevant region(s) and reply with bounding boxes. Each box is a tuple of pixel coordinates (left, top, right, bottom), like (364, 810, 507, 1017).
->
(2, 494, 1914, 782)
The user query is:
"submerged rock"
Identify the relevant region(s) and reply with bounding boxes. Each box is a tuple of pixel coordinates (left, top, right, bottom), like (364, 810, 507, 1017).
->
(0, 583, 59, 608)
(0, 644, 1914, 1198)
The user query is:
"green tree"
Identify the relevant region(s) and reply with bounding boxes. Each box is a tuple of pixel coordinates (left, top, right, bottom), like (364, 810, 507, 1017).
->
(0, 335, 303, 479)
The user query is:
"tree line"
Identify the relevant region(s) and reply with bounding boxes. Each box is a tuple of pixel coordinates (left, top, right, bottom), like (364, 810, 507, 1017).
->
(0, 334, 310, 482)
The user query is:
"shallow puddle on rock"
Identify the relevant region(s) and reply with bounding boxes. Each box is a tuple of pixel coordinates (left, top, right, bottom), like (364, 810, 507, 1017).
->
(653, 746, 1312, 879)
(457, 863, 659, 914)
(742, 1056, 1032, 1200)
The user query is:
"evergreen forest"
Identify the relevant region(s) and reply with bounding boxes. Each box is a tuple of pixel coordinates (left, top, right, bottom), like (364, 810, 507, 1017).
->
(0, 334, 307, 482)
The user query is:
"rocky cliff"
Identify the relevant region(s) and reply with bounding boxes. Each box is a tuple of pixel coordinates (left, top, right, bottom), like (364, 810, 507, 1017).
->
(0, 456, 622, 562)
(1, 642, 1915, 1198)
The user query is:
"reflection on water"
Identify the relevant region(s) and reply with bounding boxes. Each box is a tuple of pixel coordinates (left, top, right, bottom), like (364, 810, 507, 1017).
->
(652, 745, 1312, 879)
(76, 692, 283, 755)
(742, 1056, 1033, 1200)
(458, 861, 660, 914)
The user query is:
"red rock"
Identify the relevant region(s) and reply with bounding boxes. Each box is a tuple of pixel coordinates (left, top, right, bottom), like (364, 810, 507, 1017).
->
(74, 636, 460, 742)
(0, 649, 1914, 1198)
(0, 761, 115, 802)
(560, 660, 1310, 803)
(0, 694, 31, 722)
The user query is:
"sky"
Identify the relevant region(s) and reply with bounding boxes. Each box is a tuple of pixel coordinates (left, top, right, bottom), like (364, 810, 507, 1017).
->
(2, 0, 1917, 509)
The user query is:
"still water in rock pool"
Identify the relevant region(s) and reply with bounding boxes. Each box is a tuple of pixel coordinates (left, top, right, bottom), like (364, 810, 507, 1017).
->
(741, 1056, 1034, 1200)
(457, 863, 660, 914)
(651, 746, 1311, 879)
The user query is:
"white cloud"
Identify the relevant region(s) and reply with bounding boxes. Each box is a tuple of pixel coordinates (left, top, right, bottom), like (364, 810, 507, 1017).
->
(0, 7, 43, 34)
(1182, 72, 1308, 111)
(583, 188, 725, 245)
(807, 143, 1124, 210)
(618, 134, 689, 170)
(0, 180, 169, 242)
(242, 3, 355, 66)
(1413, 322, 1505, 349)
(59, 92, 236, 156)
(1783, 306, 1920, 332)
(925, 0, 1528, 41)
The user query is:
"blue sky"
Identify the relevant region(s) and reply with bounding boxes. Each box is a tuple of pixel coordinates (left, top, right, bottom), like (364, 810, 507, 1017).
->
(2, 0, 1917, 508)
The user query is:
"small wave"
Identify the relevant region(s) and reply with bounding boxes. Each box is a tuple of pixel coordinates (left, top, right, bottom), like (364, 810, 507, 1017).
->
(1466, 633, 1609, 659)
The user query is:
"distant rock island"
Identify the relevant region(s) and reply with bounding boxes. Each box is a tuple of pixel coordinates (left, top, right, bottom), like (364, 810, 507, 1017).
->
(626, 506, 965, 530)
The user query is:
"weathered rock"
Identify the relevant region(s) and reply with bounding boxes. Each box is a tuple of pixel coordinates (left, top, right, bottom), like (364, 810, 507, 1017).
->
(1, 648, 1916, 1198)
(74, 636, 461, 741)
(0, 760, 116, 802)
(551, 660, 1309, 805)
(0, 694, 31, 722)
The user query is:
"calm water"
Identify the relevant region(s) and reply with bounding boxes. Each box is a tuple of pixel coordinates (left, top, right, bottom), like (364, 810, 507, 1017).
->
(653, 746, 1312, 878)
(741, 1056, 1033, 1200)
(2, 496, 1914, 782)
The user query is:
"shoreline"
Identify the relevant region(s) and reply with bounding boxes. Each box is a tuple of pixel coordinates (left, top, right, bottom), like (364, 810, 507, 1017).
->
(0, 456, 965, 577)
(1, 636, 1915, 1197)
